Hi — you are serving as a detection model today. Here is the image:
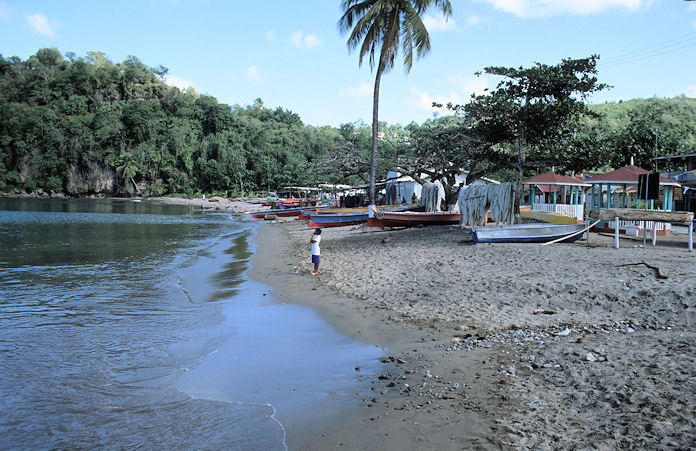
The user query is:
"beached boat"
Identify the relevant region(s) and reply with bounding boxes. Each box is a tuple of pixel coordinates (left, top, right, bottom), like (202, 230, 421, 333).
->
(313, 205, 397, 214)
(307, 212, 368, 228)
(249, 208, 304, 219)
(368, 211, 461, 228)
(298, 209, 316, 220)
(470, 223, 585, 243)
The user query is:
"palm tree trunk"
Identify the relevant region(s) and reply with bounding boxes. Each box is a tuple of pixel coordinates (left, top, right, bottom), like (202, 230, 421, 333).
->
(130, 177, 141, 196)
(370, 67, 384, 207)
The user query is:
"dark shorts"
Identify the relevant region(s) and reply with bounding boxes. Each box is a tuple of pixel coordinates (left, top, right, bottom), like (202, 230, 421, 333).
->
(311, 254, 320, 264)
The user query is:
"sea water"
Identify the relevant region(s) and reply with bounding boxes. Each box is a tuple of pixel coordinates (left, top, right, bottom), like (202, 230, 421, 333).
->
(0, 198, 383, 449)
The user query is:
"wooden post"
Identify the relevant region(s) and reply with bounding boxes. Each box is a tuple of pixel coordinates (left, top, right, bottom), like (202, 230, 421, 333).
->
(623, 184, 628, 208)
(668, 187, 674, 211)
(652, 223, 657, 246)
(689, 221, 693, 252)
(614, 216, 620, 249)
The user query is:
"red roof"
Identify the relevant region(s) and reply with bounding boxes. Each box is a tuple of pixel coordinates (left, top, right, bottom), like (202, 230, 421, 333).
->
(536, 185, 562, 193)
(522, 171, 588, 186)
(585, 165, 679, 186)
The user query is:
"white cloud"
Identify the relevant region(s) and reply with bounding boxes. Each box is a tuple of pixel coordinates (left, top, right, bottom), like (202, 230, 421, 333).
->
(26, 13, 55, 37)
(687, 86, 696, 98)
(290, 30, 322, 49)
(406, 75, 491, 112)
(477, 0, 654, 18)
(465, 14, 486, 26)
(266, 30, 276, 41)
(165, 75, 197, 91)
(448, 74, 490, 98)
(340, 82, 373, 98)
(245, 65, 265, 85)
(423, 14, 456, 31)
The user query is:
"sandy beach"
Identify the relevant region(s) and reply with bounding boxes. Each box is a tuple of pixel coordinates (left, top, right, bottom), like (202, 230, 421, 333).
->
(154, 196, 696, 449)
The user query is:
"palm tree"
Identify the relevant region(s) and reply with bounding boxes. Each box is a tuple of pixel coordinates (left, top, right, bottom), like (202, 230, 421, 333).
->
(116, 153, 141, 195)
(338, 0, 452, 207)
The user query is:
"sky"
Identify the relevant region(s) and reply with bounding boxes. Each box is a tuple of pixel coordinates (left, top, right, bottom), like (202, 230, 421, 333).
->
(1, 0, 695, 127)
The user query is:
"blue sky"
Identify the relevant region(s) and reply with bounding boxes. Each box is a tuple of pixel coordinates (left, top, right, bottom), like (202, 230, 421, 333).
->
(1, 0, 695, 127)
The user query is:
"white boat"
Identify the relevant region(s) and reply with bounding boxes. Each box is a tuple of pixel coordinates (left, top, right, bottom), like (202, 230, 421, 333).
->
(471, 223, 585, 243)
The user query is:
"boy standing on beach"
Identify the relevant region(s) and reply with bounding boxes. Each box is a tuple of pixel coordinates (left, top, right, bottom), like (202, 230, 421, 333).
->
(310, 228, 321, 275)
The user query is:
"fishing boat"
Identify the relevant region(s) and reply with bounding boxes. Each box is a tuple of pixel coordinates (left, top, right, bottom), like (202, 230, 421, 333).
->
(470, 223, 585, 243)
(298, 208, 316, 220)
(249, 208, 304, 219)
(307, 212, 368, 228)
(367, 211, 460, 228)
(313, 205, 397, 214)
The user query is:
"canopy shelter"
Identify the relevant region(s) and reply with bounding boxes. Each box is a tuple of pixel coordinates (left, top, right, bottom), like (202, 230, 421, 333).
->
(585, 165, 680, 211)
(522, 171, 590, 222)
(653, 153, 696, 213)
(585, 164, 681, 236)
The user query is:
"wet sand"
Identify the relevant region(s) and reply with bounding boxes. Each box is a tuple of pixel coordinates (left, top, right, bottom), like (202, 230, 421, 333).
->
(153, 196, 696, 449)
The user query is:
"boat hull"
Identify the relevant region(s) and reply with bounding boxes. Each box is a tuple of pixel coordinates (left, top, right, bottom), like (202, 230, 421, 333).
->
(313, 205, 399, 214)
(471, 223, 585, 243)
(308, 212, 368, 228)
(249, 208, 303, 219)
(369, 211, 460, 228)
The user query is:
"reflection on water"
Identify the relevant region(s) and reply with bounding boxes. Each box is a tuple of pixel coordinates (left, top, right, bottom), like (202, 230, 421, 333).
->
(0, 198, 383, 449)
(0, 198, 285, 448)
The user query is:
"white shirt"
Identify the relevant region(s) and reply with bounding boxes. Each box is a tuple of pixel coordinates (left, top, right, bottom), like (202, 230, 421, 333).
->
(311, 234, 321, 255)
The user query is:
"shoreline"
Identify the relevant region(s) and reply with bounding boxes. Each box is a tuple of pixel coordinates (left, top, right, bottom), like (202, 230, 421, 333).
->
(149, 196, 695, 449)
(248, 222, 505, 450)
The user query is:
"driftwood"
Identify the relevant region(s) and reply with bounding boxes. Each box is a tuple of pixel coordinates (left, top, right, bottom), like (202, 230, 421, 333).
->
(616, 260, 668, 279)
(589, 208, 693, 223)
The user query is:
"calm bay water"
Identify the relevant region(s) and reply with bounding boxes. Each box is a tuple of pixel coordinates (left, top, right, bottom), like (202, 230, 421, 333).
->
(0, 198, 382, 449)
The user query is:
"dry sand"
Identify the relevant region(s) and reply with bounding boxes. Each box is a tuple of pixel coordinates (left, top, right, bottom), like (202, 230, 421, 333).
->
(281, 220, 695, 449)
(153, 196, 696, 449)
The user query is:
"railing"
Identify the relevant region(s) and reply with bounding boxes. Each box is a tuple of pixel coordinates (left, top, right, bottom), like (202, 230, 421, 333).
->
(532, 203, 584, 221)
(611, 220, 670, 233)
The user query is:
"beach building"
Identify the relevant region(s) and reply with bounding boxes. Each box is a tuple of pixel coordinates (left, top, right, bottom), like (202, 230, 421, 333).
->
(653, 153, 696, 213)
(585, 164, 681, 236)
(521, 171, 589, 222)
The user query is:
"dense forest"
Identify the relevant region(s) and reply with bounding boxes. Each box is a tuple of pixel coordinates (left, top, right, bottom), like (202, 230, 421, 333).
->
(1, 49, 695, 197)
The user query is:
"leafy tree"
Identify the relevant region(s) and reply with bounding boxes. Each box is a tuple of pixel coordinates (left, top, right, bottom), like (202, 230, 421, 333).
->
(449, 56, 608, 218)
(391, 118, 505, 208)
(338, 0, 452, 205)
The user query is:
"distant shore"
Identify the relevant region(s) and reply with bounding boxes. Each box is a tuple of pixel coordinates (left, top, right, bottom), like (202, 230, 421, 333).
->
(151, 196, 696, 448)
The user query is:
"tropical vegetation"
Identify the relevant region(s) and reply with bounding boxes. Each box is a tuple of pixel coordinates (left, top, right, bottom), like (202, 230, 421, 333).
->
(1, 48, 695, 199)
(339, 0, 453, 205)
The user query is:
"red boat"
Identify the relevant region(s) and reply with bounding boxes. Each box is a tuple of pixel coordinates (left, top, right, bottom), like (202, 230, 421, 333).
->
(367, 211, 461, 228)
